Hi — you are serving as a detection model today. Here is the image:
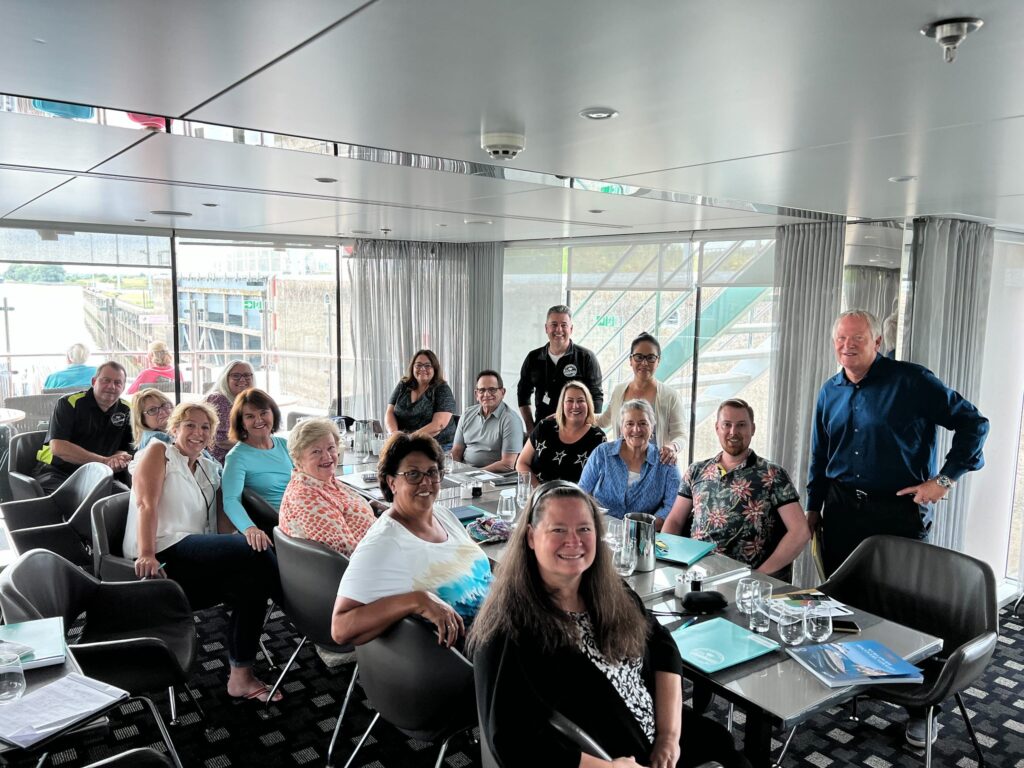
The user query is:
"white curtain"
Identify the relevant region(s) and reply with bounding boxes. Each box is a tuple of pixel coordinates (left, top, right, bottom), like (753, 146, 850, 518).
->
(768, 219, 846, 586)
(842, 265, 899, 350)
(347, 239, 503, 423)
(905, 218, 994, 550)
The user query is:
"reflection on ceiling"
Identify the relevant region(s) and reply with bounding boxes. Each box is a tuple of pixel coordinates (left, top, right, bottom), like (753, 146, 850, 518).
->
(2, 0, 1023, 242)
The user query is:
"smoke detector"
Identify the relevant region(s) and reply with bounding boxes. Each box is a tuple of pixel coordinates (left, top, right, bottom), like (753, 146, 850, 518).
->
(481, 131, 525, 161)
(920, 17, 983, 63)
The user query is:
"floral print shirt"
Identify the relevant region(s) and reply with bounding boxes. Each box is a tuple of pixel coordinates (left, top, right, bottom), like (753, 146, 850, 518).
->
(279, 471, 376, 557)
(678, 451, 800, 569)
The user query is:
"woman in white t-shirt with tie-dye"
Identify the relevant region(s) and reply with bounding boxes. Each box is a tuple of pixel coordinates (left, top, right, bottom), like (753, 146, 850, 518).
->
(332, 433, 493, 649)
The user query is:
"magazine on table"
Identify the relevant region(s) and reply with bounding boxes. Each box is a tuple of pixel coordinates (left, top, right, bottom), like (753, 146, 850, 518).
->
(786, 639, 923, 688)
(769, 590, 853, 618)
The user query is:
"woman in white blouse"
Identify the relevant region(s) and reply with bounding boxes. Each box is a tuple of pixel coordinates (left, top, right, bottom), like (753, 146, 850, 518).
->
(124, 401, 282, 703)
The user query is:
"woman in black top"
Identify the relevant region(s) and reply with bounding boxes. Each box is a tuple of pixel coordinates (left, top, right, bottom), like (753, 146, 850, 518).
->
(516, 380, 606, 486)
(384, 349, 457, 448)
(469, 481, 749, 768)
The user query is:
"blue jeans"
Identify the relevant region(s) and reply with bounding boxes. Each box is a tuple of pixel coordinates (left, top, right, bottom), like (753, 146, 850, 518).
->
(159, 534, 280, 667)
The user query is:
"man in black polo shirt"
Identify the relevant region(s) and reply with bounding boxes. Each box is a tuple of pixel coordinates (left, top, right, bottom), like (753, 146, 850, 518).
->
(517, 304, 603, 434)
(34, 360, 133, 493)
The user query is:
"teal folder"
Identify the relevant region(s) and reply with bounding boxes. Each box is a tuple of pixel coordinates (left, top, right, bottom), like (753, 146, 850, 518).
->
(672, 617, 779, 673)
(0, 617, 66, 670)
(654, 533, 715, 566)
(450, 504, 488, 523)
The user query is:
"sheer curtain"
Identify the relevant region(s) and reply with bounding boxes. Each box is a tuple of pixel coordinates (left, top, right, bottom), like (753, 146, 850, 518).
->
(905, 218, 994, 550)
(768, 219, 846, 586)
(842, 265, 899, 346)
(348, 239, 503, 423)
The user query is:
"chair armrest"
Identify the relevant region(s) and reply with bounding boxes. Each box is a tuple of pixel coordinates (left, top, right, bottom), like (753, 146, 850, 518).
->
(8, 471, 44, 501)
(70, 638, 189, 692)
(925, 631, 998, 703)
(98, 555, 140, 582)
(2, 498, 63, 531)
(91, 580, 193, 630)
(9, 523, 91, 567)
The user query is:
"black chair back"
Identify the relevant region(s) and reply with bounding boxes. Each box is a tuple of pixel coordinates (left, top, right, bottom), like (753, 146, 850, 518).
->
(53, 462, 116, 541)
(4, 393, 64, 431)
(0, 547, 100, 627)
(356, 615, 475, 741)
(819, 534, 997, 653)
(8, 429, 46, 500)
(91, 492, 136, 580)
(241, 488, 278, 537)
(274, 527, 349, 648)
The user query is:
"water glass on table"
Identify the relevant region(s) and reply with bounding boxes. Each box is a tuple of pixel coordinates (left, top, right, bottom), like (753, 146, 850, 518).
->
(605, 518, 624, 554)
(613, 521, 638, 577)
(0, 651, 26, 704)
(777, 603, 806, 646)
(735, 577, 759, 615)
(496, 490, 517, 525)
(516, 471, 531, 511)
(748, 582, 773, 634)
(444, 451, 455, 475)
(804, 604, 833, 643)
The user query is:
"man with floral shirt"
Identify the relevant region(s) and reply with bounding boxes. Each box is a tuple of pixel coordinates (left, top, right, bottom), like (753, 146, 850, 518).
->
(662, 399, 810, 578)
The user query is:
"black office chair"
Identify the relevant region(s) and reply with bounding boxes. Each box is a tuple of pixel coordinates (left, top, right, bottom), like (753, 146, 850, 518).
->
(272, 528, 358, 765)
(819, 535, 998, 768)
(241, 487, 278, 538)
(0, 549, 204, 730)
(7, 429, 47, 500)
(91, 492, 137, 580)
(345, 616, 476, 768)
(1, 462, 114, 568)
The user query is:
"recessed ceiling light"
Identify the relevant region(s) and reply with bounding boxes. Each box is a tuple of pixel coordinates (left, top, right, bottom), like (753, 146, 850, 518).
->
(380, 228, 392, 234)
(351, 229, 372, 235)
(134, 218, 147, 223)
(588, 208, 605, 214)
(202, 202, 218, 208)
(579, 106, 619, 120)
(150, 209, 192, 217)
(437, 223, 448, 228)
(888, 175, 917, 183)
(315, 177, 338, 184)
(463, 219, 493, 225)
(33, 38, 46, 44)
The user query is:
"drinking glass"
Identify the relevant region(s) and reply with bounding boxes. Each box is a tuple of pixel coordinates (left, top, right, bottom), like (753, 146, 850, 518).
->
(735, 577, 759, 615)
(748, 582, 773, 634)
(613, 522, 638, 577)
(804, 605, 833, 643)
(444, 451, 455, 475)
(0, 652, 26, 705)
(353, 421, 367, 460)
(516, 472, 531, 511)
(777, 604, 806, 646)
(496, 491, 517, 524)
(605, 518, 624, 553)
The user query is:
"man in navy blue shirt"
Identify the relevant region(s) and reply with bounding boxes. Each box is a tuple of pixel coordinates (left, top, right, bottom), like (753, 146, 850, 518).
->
(807, 309, 988, 745)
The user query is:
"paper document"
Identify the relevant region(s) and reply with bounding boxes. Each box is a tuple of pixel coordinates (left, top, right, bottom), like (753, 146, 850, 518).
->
(0, 673, 128, 749)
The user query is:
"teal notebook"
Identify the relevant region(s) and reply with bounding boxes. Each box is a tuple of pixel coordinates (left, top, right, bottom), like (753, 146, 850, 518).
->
(0, 616, 66, 670)
(450, 504, 488, 523)
(672, 617, 779, 673)
(655, 533, 715, 566)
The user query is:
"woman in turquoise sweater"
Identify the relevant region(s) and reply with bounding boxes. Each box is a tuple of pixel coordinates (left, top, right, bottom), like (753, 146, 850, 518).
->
(222, 388, 294, 550)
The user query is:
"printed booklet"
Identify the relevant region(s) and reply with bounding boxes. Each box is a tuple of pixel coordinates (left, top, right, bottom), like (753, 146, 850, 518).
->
(786, 639, 923, 688)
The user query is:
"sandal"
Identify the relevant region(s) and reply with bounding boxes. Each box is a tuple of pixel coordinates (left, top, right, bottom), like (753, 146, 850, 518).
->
(231, 683, 283, 703)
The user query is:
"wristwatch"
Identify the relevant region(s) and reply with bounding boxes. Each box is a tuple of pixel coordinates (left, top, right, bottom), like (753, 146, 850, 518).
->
(934, 475, 956, 489)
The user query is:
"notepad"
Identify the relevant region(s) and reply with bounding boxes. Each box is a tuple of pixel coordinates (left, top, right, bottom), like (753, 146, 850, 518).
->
(786, 640, 923, 688)
(672, 616, 780, 673)
(0, 617, 66, 670)
(0, 673, 128, 749)
(654, 533, 715, 566)
(450, 504, 488, 523)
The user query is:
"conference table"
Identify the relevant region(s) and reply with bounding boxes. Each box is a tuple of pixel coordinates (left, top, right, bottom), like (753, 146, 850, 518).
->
(337, 455, 943, 768)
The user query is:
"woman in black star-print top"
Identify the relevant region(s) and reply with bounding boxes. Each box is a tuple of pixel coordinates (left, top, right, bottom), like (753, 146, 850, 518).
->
(516, 381, 606, 486)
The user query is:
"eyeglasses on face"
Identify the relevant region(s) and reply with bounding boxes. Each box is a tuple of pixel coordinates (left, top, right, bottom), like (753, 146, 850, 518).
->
(394, 467, 443, 484)
(229, 372, 254, 382)
(413, 362, 434, 371)
(475, 387, 501, 395)
(630, 353, 660, 364)
(143, 403, 174, 417)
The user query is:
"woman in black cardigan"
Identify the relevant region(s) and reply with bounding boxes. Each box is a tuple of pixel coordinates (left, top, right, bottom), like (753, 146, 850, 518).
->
(469, 480, 749, 768)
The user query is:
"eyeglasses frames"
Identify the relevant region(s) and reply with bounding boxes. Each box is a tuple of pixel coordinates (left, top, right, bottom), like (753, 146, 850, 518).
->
(229, 372, 254, 383)
(630, 353, 660, 364)
(143, 403, 174, 417)
(394, 467, 443, 484)
(475, 387, 501, 395)
(413, 363, 434, 371)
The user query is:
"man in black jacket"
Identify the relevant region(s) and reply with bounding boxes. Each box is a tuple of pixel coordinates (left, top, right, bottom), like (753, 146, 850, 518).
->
(517, 305, 603, 433)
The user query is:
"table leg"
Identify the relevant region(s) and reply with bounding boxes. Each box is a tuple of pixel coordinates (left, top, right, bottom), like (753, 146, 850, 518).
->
(742, 707, 774, 768)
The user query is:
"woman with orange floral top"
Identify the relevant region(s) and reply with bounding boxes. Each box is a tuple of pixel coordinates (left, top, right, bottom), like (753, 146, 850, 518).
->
(279, 418, 375, 557)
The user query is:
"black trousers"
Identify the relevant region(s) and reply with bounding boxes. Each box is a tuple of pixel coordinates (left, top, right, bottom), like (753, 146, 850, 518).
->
(820, 481, 929, 577)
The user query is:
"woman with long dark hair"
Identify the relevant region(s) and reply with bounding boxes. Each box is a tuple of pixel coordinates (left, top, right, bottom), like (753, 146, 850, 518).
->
(469, 481, 748, 768)
(384, 349, 457, 448)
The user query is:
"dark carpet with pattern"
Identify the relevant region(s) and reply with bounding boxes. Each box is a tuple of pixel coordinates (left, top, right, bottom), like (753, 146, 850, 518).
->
(5, 607, 1023, 767)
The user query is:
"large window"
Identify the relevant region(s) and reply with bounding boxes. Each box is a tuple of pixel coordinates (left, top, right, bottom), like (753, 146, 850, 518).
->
(503, 231, 776, 464)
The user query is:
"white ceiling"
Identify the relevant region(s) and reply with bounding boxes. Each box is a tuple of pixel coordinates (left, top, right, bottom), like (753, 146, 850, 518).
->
(2, 0, 1023, 242)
